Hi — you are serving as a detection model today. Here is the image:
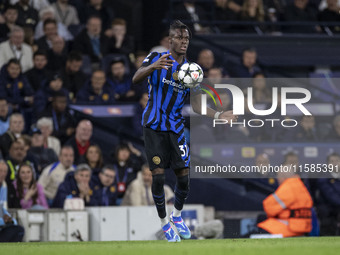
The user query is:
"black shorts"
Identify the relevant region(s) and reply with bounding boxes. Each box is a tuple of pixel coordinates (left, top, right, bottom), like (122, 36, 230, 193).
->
(143, 127, 190, 171)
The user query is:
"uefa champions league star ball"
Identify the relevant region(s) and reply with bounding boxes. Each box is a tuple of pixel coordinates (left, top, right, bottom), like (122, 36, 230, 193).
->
(178, 62, 204, 88)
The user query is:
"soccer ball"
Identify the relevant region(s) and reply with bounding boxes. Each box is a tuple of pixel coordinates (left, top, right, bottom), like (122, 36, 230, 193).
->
(178, 62, 204, 88)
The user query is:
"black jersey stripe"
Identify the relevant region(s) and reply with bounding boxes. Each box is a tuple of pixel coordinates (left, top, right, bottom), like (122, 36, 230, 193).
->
(148, 68, 162, 126)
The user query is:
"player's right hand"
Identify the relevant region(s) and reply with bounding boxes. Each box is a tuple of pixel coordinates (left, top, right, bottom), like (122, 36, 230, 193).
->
(152, 53, 175, 70)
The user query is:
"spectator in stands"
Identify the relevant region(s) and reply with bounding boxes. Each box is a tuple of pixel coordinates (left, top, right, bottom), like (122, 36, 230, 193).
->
(255, 165, 313, 237)
(91, 165, 117, 206)
(46, 35, 68, 72)
(283, 151, 299, 169)
(38, 145, 75, 205)
(24, 50, 50, 92)
(0, 58, 34, 113)
(150, 31, 169, 53)
(238, 0, 265, 23)
(52, 0, 80, 27)
(76, 69, 115, 105)
(59, 51, 87, 99)
(318, 0, 340, 33)
(82, 0, 114, 32)
(35, 19, 59, 51)
(111, 142, 144, 202)
(228, 47, 261, 79)
(245, 72, 272, 104)
(52, 163, 97, 208)
(14, 0, 39, 29)
(0, 160, 24, 242)
(129, 51, 148, 100)
(0, 26, 33, 72)
(34, 73, 69, 118)
(122, 164, 174, 206)
(171, 0, 210, 34)
(10, 0, 49, 12)
(34, 6, 73, 41)
(73, 15, 111, 64)
(106, 18, 135, 56)
(0, 5, 18, 41)
(291, 115, 320, 142)
(207, 67, 224, 83)
(39, 91, 75, 144)
(327, 115, 340, 141)
(0, 113, 25, 159)
(5, 139, 35, 183)
(28, 127, 58, 174)
(65, 119, 94, 164)
(107, 58, 133, 101)
(197, 49, 215, 74)
(13, 163, 48, 209)
(81, 145, 104, 177)
(36, 117, 61, 155)
(132, 92, 148, 138)
(214, 0, 240, 32)
(284, 0, 319, 33)
(0, 98, 10, 136)
(317, 153, 340, 235)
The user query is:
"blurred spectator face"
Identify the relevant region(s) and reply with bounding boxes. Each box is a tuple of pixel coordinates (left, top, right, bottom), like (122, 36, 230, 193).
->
(198, 49, 214, 70)
(118, 148, 130, 162)
(18, 165, 33, 186)
(10, 30, 24, 47)
(53, 96, 67, 112)
(327, 0, 337, 8)
(294, 0, 309, 9)
(248, 0, 259, 8)
(76, 120, 93, 142)
(256, 154, 270, 167)
(99, 168, 115, 187)
(139, 93, 148, 109)
(207, 67, 223, 84)
(142, 166, 152, 187)
(112, 24, 126, 37)
(328, 154, 340, 167)
(66, 60, 82, 73)
(334, 117, 340, 135)
(0, 99, 9, 118)
(39, 124, 52, 138)
(59, 147, 74, 168)
(44, 22, 58, 40)
(52, 36, 65, 54)
(7, 62, 21, 79)
(20, 0, 30, 5)
(90, 0, 102, 7)
(10, 115, 24, 134)
(86, 146, 100, 164)
(160, 35, 170, 49)
(91, 71, 106, 91)
(135, 54, 147, 69)
(4, 8, 18, 24)
(49, 78, 63, 91)
(0, 162, 8, 183)
(253, 73, 266, 90)
(34, 55, 47, 69)
(284, 154, 299, 167)
(9, 141, 26, 162)
(87, 17, 102, 37)
(243, 50, 257, 69)
(74, 170, 91, 185)
(31, 133, 44, 147)
(111, 62, 125, 80)
(300, 116, 315, 131)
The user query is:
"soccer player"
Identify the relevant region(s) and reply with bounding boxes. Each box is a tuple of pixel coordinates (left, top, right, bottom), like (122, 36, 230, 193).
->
(132, 20, 236, 242)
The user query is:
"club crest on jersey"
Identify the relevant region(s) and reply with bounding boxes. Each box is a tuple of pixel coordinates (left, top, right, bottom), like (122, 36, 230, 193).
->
(173, 71, 179, 81)
(152, 156, 161, 165)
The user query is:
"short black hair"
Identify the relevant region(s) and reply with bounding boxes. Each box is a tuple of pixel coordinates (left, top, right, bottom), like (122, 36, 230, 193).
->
(5, 4, 17, 12)
(33, 49, 47, 59)
(6, 58, 21, 68)
(52, 90, 67, 99)
(67, 51, 83, 62)
(110, 57, 125, 66)
(43, 18, 57, 29)
(169, 20, 191, 38)
(243, 47, 257, 54)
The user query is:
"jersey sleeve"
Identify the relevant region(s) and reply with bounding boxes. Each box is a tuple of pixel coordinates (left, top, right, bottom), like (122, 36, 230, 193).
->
(141, 52, 160, 67)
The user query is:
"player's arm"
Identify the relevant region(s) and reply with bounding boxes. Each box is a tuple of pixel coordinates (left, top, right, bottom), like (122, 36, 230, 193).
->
(191, 94, 237, 122)
(132, 53, 175, 84)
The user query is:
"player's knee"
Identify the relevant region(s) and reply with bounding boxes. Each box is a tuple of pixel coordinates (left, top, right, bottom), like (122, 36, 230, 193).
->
(176, 174, 190, 191)
(152, 174, 165, 195)
(174, 167, 189, 177)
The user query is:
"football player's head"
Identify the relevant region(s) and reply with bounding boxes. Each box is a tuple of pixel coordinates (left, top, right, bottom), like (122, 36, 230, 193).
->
(169, 20, 191, 55)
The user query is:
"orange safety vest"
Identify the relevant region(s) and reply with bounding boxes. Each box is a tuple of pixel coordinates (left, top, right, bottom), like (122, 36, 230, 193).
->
(257, 175, 313, 237)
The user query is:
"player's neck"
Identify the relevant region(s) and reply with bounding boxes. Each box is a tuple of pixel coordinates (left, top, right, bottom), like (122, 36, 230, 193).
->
(170, 51, 185, 64)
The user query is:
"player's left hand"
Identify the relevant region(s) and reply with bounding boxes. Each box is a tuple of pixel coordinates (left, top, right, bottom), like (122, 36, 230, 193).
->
(219, 110, 238, 122)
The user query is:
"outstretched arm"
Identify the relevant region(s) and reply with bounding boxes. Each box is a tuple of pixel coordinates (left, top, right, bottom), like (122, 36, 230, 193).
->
(132, 53, 175, 84)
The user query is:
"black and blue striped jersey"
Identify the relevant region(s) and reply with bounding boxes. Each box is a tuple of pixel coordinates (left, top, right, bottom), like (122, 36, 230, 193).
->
(141, 51, 189, 135)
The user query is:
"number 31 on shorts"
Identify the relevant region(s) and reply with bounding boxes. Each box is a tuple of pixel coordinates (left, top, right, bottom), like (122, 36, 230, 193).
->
(179, 144, 189, 158)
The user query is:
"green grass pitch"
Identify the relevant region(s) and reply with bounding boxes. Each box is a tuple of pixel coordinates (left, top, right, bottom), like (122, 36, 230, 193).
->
(2, 237, 339, 255)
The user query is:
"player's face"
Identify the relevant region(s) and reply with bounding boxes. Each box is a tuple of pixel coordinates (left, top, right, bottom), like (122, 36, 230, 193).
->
(170, 29, 189, 55)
